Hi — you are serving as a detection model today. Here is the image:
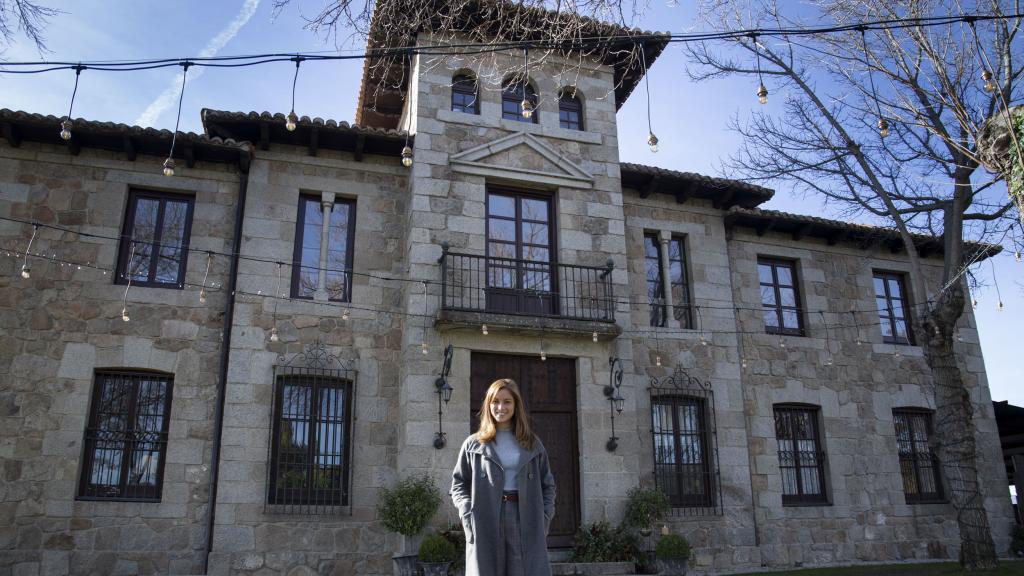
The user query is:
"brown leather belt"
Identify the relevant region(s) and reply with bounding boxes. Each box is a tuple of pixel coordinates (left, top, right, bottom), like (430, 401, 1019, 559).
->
(502, 492, 519, 502)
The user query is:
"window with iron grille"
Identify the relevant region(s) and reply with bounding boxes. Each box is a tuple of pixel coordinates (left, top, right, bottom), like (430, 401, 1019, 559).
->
(502, 78, 538, 123)
(758, 258, 803, 335)
(558, 90, 583, 130)
(116, 189, 194, 289)
(268, 373, 352, 511)
(78, 370, 173, 501)
(451, 74, 479, 114)
(773, 405, 828, 505)
(644, 233, 666, 327)
(652, 396, 715, 508)
(292, 195, 355, 302)
(874, 271, 914, 345)
(893, 409, 944, 503)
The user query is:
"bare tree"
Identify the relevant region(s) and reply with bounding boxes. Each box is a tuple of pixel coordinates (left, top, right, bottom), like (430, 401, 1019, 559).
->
(687, 0, 1021, 569)
(0, 0, 59, 53)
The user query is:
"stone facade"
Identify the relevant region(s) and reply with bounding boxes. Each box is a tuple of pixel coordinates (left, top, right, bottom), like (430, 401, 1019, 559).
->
(0, 17, 1015, 576)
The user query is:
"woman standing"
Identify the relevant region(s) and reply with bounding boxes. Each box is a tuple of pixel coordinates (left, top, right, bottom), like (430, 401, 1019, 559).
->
(451, 378, 556, 576)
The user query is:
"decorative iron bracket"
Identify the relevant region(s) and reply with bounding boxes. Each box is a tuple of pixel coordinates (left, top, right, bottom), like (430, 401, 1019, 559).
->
(604, 357, 625, 451)
(434, 344, 455, 449)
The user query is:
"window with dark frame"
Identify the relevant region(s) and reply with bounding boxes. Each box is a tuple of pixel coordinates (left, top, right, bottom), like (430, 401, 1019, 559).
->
(558, 91, 583, 130)
(502, 78, 538, 123)
(644, 233, 666, 327)
(116, 189, 194, 289)
(893, 409, 944, 503)
(486, 189, 555, 315)
(668, 237, 693, 329)
(451, 74, 479, 114)
(268, 374, 351, 508)
(759, 258, 803, 335)
(292, 196, 355, 302)
(874, 271, 914, 345)
(78, 370, 173, 501)
(773, 405, 828, 505)
(652, 395, 714, 507)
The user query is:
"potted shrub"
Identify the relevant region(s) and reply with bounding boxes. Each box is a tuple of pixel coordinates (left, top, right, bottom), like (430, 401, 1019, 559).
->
(418, 531, 458, 576)
(623, 487, 670, 573)
(655, 533, 690, 576)
(377, 473, 442, 576)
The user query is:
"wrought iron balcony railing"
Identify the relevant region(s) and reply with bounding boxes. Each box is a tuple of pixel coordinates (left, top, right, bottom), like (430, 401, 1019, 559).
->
(439, 245, 615, 323)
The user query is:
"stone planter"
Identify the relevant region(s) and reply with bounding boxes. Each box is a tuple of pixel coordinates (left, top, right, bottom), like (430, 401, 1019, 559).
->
(393, 554, 419, 576)
(657, 557, 688, 576)
(419, 561, 451, 576)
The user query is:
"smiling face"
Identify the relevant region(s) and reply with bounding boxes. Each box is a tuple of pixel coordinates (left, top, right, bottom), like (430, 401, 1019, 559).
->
(489, 388, 516, 429)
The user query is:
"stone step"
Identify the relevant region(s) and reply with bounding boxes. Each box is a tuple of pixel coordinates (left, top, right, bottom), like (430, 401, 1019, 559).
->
(550, 561, 639, 576)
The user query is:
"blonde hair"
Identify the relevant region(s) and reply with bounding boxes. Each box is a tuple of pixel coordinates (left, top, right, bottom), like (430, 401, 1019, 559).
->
(476, 378, 535, 450)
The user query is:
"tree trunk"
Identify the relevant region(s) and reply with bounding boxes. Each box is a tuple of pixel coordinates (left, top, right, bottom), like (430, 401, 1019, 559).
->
(922, 284, 999, 570)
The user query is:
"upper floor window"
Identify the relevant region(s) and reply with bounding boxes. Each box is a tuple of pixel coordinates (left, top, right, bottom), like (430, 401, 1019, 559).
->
(644, 234, 666, 327)
(558, 90, 583, 130)
(116, 189, 194, 288)
(758, 258, 803, 336)
(652, 395, 714, 507)
(645, 234, 693, 328)
(893, 409, 944, 503)
(486, 189, 554, 315)
(78, 370, 173, 501)
(451, 74, 479, 115)
(502, 78, 538, 123)
(292, 195, 355, 302)
(774, 404, 828, 505)
(874, 271, 913, 345)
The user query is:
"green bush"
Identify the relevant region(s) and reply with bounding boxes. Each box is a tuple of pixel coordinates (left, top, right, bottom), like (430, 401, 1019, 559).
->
(418, 532, 458, 563)
(376, 473, 442, 537)
(1011, 524, 1024, 557)
(570, 521, 642, 563)
(655, 533, 691, 560)
(622, 487, 670, 531)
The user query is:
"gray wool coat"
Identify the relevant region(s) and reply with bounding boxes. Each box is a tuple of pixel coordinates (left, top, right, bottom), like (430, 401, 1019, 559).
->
(450, 433, 556, 576)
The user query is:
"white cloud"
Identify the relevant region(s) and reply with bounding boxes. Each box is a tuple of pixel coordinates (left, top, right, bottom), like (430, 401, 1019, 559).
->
(135, 0, 260, 127)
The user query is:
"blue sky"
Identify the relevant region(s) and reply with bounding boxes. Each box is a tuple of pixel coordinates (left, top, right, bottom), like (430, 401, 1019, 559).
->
(2, 0, 1020, 406)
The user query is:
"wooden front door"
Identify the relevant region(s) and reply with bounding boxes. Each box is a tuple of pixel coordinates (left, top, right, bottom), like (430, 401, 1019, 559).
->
(470, 352, 579, 548)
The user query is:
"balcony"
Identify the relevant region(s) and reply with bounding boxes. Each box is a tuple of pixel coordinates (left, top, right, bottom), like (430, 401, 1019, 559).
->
(437, 245, 620, 338)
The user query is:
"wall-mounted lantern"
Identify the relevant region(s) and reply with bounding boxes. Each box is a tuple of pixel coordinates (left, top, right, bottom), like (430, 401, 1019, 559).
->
(433, 344, 454, 449)
(604, 356, 625, 451)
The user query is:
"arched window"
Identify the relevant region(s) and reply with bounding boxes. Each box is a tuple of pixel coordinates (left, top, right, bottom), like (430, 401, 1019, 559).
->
(451, 74, 479, 115)
(502, 78, 538, 123)
(558, 90, 583, 130)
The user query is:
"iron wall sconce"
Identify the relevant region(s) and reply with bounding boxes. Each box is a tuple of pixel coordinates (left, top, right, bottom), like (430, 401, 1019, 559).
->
(434, 344, 454, 449)
(604, 357, 625, 451)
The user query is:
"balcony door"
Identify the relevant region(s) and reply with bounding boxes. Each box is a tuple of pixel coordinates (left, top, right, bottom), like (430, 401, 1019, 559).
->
(486, 188, 556, 315)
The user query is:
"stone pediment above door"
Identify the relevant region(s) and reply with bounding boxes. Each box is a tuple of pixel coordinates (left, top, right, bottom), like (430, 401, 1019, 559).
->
(449, 132, 594, 189)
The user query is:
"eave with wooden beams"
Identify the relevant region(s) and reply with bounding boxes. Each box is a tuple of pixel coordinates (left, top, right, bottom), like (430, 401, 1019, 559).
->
(0, 108, 252, 172)
(620, 162, 774, 210)
(724, 206, 1002, 261)
(200, 109, 408, 160)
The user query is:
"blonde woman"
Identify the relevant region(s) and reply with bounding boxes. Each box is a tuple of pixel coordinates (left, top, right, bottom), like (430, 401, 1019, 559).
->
(451, 378, 556, 576)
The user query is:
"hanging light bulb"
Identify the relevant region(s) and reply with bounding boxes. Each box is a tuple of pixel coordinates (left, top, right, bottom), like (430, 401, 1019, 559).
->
(59, 119, 73, 141)
(826, 356, 833, 366)
(285, 111, 298, 132)
(592, 331, 598, 343)
(877, 118, 889, 138)
(521, 99, 533, 119)
(121, 307, 130, 322)
(421, 341, 429, 355)
(198, 289, 207, 304)
(655, 355, 662, 367)
(757, 84, 768, 105)
(981, 70, 996, 93)
(481, 324, 488, 336)
(741, 358, 748, 369)
(894, 347, 901, 359)
(971, 297, 978, 310)
(700, 335, 708, 346)
(779, 336, 786, 349)
(956, 331, 963, 343)
(647, 132, 659, 153)
(342, 308, 350, 321)
(401, 146, 413, 167)
(163, 158, 175, 177)
(997, 300, 1004, 312)
(540, 345, 547, 361)
(269, 327, 279, 343)
(20, 263, 30, 279)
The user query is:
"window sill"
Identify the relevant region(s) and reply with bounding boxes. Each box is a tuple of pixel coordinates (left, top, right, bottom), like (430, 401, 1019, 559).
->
(781, 500, 831, 507)
(76, 496, 161, 503)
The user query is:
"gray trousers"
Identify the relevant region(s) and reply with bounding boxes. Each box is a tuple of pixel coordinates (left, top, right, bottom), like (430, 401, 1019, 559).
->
(496, 499, 524, 576)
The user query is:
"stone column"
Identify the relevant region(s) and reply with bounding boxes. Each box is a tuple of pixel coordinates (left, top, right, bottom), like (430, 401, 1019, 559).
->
(658, 231, 678, 328)
(316, 192, 336, 301)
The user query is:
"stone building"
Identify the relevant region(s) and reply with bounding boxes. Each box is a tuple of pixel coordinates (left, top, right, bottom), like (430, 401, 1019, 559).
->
(0, 4, 1014, 576)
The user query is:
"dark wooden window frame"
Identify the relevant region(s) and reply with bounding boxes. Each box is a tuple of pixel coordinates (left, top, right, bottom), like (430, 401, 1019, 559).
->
(668, 236, 693, 329)
(558, 90, 583, 130)
(451, 74, 480, 115)
(502, 77, 539, 123)
(644, 233, 666, 327)
(758, 257, 804, 336)
(115, 189, 195, 289)
(485, 186, 558, 315)
(268, 374, 353, 509)
(78, 370, 174, 502)
(652, 394, 715, 508)
(893, 408, 945, 504)
(774, 404, 829, 506)
(874, 270, 915, 345)
(291, 195, 356, 302)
